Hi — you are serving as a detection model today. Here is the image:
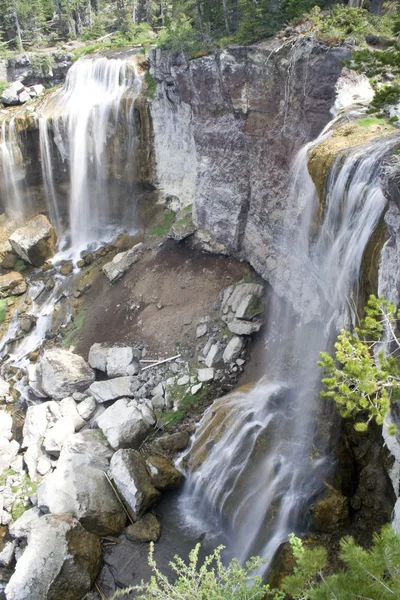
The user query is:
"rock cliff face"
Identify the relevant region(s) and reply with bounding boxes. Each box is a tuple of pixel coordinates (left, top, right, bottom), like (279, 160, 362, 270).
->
(149, 40, 351, 283)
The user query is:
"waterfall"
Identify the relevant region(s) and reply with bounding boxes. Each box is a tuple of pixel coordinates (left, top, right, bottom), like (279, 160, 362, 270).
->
(0, 118, 26, 222)
(179, 129, 393, 569)
(39, 55, 142, 252)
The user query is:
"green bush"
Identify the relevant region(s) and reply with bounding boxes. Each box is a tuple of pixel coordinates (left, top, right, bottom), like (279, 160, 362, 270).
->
(30, 53, 55, 75)
(308, 5, 394, 43)
(109, 543, 283, 599)
(158, 16, 206, 55)
(283, 526, 400, 599)
(318, 295, 400, 433)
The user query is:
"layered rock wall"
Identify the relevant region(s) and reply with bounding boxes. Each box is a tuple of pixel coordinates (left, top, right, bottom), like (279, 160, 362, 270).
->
(149, 40, 351, 282)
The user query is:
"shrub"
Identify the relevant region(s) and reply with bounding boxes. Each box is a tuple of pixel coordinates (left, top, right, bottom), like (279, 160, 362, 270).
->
(318, 295, 400, 433)
(109, 543, 284, 599)
(30, 53, 55, 75)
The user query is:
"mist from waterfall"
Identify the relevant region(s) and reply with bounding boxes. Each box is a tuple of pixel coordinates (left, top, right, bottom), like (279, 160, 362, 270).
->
(179, 112, 392, 569)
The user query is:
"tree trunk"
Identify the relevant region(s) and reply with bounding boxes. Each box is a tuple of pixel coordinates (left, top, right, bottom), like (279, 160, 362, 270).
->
(369, 0, 384, 14)
(348, 0, 364, 7)
(14, 9, 23, 50)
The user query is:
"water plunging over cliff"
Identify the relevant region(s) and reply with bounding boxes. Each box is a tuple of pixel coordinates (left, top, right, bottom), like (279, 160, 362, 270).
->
(40, 55, 142, 252)
(0, 118, 26, 222)
(179, 130, 392, 569)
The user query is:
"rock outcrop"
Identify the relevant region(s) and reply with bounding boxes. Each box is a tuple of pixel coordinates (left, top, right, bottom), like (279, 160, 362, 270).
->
(5, 512, 101, 600)
(149, 41, 350, 291)
(9, 215, 56, 267)
(38, 349, 95, 400)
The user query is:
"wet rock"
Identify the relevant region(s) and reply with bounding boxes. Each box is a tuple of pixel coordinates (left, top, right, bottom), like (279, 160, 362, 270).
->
(0, 272, 27, 298)
(59, 260, 73, 276)
(9, 215, 56, 267)
(223, 336, 244, 363)
(6, 513, 101, 600)
(19, 313, 36, 334)
(147, 431, 190, 456)
(30, 84, 45, 96)
(39, 349, 95, 400)
(102, 243, 143, 282)
(222, 284, 263, 313)
(110, 449, 160, 521)
(146, 455, 183, 490)
(227, 319, 261, 336)
(90, 377, 133, 403)
(310, 487, 349, 533)
(124, 513, 161, 543)
(97, 398, 154, 450)
(37, 430, 126, 536)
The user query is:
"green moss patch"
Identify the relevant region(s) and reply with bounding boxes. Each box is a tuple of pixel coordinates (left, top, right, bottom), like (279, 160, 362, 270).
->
(62, 309, 86, 347)
(151, 210, 176, 237)
(145, 71, 157, 100)
(161, 383, 208, 430)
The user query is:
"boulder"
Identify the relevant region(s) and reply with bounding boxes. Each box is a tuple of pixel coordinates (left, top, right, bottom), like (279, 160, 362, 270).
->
(9, 215, 56, 267)
(124, 513, 161, 543)
(59, 397, 86, 431)
(88, 343, 108, 372)
(39, 349, 95, 400)
(1, 81, 24, 106)
(0, 437, 20, 475)
(43, 416, 75, 455)
(76, 396, 96, 421)
(146, 455, 183, 490)
(147, 431, 190, 456)
(89, 377, 133, 403)
(205, 342, 224, 368)
(0, 541, 15, 567)
(5, 513, 101, 600)
(0, 272, 27, 298)
(37, 431, 126, 536)
(222, 336, 244, 363)
(197, 367, 214, 382)
(222, 283, 263, 313)
(102, 243, 143, 282)
(30, 84, 45, 96)
(310, 487, 349, 533)
(110, 449, 160, 521)
(97, 398, 154, 450)
(169, 208, 196, 242)
(107, 347, 134, 378)
(227, 319, 262, 336)
(22, 401, 61, 448)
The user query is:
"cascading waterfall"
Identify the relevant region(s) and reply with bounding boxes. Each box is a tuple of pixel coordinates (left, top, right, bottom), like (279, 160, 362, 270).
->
(40, 55, 142, 252)
(0, 118, 26, 222)
(179, 127, 393, 569)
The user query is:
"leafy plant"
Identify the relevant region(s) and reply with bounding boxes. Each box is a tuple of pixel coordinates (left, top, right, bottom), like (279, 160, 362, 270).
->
(30, 52, 55, 75)
(109, 543, 283, 599)
(318, 294, 400, 433)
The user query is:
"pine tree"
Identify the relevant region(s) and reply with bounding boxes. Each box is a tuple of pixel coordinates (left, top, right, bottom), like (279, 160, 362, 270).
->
(318, 294, 400, 433)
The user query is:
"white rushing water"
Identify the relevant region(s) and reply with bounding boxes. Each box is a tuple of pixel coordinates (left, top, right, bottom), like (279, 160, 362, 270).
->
(0, 118, 26, 222)
(40, 55, 142, 254)
(179, 112, 393, 568)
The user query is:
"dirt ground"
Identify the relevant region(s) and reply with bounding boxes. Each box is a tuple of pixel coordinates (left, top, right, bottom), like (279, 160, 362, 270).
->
(72, 239, 252, 360)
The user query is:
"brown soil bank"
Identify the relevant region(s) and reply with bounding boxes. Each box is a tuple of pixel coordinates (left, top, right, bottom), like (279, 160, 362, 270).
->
(73, 239, 251, 359)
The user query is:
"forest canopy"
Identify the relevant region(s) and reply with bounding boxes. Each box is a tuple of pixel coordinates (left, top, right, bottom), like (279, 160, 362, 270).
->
(0, 0, 395, 53)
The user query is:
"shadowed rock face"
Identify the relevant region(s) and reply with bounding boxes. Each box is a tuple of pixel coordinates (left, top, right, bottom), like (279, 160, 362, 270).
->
(149, 40, 351, 279)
